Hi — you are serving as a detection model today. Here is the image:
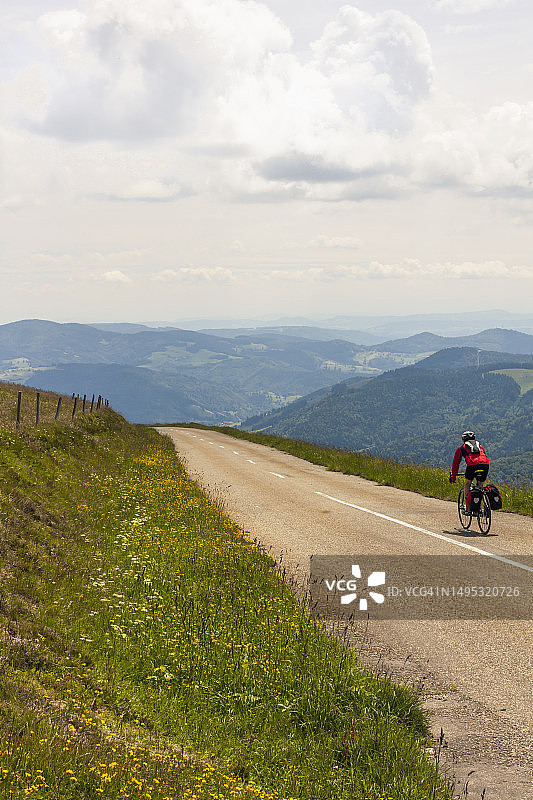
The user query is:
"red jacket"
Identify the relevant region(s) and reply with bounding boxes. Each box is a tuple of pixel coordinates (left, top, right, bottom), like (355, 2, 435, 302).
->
(451, 442, 489, 479)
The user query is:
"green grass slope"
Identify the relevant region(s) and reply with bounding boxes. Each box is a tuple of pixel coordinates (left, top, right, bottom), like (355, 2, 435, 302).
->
(493, 368, 533, 395)
(0, 384, 451, 799)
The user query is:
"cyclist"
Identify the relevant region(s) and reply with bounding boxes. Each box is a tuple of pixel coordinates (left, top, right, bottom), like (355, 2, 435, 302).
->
(449, 431, 490, 507)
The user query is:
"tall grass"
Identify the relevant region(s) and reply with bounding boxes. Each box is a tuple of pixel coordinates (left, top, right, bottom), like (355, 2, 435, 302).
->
(191, 426, 533, 518)
(0, 385, 452, 798)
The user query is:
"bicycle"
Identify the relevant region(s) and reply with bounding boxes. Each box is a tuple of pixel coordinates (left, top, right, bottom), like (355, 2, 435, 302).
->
(455, 470, 492, 534)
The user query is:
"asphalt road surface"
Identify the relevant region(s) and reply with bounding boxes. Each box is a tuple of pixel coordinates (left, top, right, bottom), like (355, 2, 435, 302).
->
(158, 427, 533, 800)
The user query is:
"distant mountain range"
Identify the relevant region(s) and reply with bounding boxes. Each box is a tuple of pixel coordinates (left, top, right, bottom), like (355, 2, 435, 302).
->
(243, 348, 533, 483)
(374, 328, 533, 355)
(315, 310, 533, 339)
(192, 309, 533, 338)
(198, 326, 383, 346)
(0, 319, 381, 424)
(201, 325, 533, 355)
(2, 319, 533, 437)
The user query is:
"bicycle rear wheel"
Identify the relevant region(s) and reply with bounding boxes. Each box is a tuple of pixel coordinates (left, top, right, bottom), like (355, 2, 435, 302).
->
(458, 488, 472, 529)
(477, 493, 491, 535)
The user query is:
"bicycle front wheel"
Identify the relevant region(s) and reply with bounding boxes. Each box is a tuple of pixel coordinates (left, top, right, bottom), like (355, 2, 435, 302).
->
(477, 493, 491, 535)
(458, 488, 472, 529)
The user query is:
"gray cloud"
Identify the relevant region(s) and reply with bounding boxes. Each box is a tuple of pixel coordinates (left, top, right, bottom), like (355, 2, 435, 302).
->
(257, 153, 363, 183)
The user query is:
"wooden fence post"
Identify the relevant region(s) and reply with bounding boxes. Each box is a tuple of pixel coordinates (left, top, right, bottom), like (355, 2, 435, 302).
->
(16, 392, 22, 429)
(36, 392, 40, 425)
(82, 394, 86, 413)
(96, 395, 101, 410)
(55, 397, 62, 420)
(72, 396, 78, 419)
(90, 394, 95, 413)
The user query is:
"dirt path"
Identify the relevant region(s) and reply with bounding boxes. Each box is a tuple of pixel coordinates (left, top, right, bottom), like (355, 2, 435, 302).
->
(158, 427, 533, 800)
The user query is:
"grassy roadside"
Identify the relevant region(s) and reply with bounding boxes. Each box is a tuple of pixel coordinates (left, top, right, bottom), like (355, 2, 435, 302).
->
(177, 425, 533, 518)
(0, 386, 452, 799)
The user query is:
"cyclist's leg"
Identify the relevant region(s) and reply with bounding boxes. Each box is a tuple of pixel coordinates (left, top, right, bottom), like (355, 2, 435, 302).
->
(475, 465, 489, 489)
(464, 464, 480, 509)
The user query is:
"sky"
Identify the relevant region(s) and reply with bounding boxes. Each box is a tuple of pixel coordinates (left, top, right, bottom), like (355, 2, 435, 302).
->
(1, 0, 533, 325)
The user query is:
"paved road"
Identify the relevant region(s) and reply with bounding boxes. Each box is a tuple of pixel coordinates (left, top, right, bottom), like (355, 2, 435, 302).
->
(158, 427, 533, 799)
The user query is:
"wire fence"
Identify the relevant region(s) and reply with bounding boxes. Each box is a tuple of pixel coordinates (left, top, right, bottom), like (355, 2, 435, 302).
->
(5, 388, 110, 431)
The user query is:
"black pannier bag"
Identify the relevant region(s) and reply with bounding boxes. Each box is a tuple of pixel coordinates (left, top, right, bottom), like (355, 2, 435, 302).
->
(467, 487, 483, 513)
(485, 484, 503, 511)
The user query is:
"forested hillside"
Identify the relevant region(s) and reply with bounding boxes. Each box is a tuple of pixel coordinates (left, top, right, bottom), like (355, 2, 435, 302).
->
(243, 351, 533, 482)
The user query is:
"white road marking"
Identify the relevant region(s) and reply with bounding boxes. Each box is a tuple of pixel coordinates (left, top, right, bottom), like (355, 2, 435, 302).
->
(247, 460, 256, 464)
(219, 445, 225, 448)
(315, 491, 533, 574)
(270, 472, 286, 479)
(209, 441, 214, 444)
(233, 451, 240, 455)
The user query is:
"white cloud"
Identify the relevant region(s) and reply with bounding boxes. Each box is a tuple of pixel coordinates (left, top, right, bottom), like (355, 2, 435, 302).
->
(432, 0, 513, 12)
(350, 259, 533, 280)
(431, 260, 533, 279)
(1, 195, 28, 211)
(31, 249, 146, 269)
(444, 24, 481, 34)
(16, 1, 435, 200)
(111, 179, 184, 201)
(312, 7, 434, 125)
(259, 259, 533, 281)
(75, 260, 533, 286)
(310, 235, 361, 249)
(416, 101, 533, 194)
(2, 0, 532, 209)
(154, 267, 236, 283)
(35, 0, 292, 142)
(99, 270, 131, 283)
